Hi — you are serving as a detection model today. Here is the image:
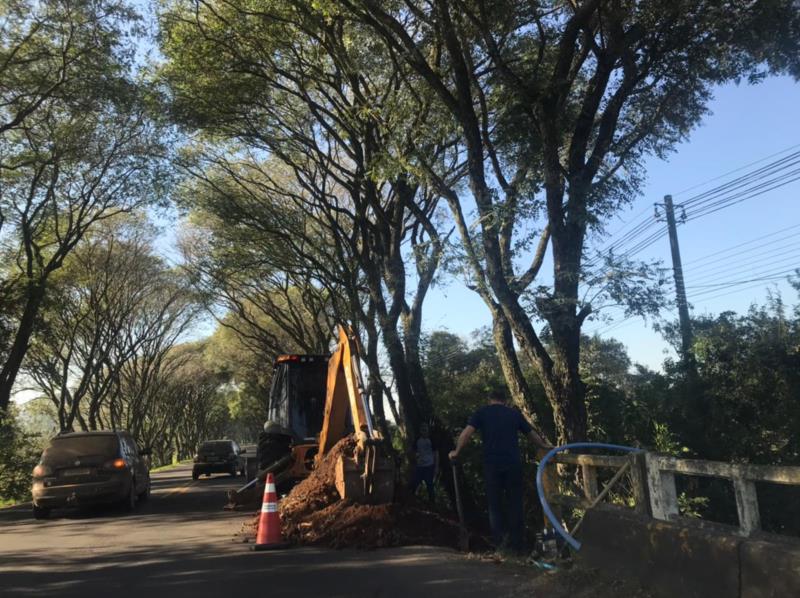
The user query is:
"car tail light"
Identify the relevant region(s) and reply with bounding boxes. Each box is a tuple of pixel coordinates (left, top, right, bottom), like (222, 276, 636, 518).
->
(104, 458, 127, 470)
(32, 464, 51, 478)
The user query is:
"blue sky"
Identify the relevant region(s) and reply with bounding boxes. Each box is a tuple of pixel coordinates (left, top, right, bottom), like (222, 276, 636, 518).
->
(422, 75, 800, 370)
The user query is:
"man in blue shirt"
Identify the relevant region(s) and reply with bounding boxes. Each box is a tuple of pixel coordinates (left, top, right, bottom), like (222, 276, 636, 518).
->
(449, 388, 551, 553)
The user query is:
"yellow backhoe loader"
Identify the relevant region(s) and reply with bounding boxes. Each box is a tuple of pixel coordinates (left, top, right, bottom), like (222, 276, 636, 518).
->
(233, 325, 395, 505)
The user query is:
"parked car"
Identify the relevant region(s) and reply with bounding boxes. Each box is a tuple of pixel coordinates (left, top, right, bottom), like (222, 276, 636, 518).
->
(192, 440, 243, 480)
(31, 430, 151, 519)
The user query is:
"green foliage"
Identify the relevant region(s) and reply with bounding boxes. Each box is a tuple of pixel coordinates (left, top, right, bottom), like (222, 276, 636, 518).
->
(0, 409, 44, 503)
(0, 0, 170, 413)
(651, 422, 683, 456)
(427, 288, 800, 533)
(678, 493, 711, 519)
(655, 294, 800, 463)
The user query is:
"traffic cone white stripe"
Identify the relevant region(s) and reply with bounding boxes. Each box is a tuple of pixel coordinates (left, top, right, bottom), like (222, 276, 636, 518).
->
(262, 502, 278, 513)
(265, 482, 276, 494)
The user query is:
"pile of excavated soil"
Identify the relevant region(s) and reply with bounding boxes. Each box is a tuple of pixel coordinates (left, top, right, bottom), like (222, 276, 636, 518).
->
(279, 435, 356, 520)
(282, 498, 464, 549)
(243, 435, 467, 550)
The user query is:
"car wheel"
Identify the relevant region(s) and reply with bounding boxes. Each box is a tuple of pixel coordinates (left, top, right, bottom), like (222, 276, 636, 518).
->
(138, 478, 151, 502)
(125, 480, 137, 511)
(229, 465, 237, 477)
(32, 505, 50, 520)
(192, 469, 199, 481)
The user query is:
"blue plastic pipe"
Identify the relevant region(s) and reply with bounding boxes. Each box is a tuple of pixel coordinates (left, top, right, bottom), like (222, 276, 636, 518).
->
(536, 442, 642, 551)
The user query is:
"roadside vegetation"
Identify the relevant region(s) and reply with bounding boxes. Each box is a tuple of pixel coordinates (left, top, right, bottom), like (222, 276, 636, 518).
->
(1, 0, 799, 540)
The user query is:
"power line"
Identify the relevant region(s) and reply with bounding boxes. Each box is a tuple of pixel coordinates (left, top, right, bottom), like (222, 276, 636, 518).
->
(679, 150, 800, 210)
(672, 143, 800, 197)
(582, 146, 800, 338)
(683, 223, 800, 268)
(588, 146, 800, 271)
(621, 226, 669, 258)
(684, 171, 800, 221)
(685, 246, 800, 282)
(690, 278, 795, 305)
(585, 215, 661, 269)
(688, 267, 799, 292)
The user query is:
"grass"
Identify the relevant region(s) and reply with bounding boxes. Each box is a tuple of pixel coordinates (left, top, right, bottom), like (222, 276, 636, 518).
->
(0, 497, 22, 508)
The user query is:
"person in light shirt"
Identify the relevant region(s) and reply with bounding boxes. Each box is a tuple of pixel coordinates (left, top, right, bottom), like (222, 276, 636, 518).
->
(409, 423, 438, 502)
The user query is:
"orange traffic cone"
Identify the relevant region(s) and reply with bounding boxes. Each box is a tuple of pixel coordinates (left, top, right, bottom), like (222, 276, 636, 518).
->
(252, 473, 289, 551)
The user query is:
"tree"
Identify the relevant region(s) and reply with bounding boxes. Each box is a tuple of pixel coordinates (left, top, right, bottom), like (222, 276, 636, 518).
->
(335, 0, 800, 444)
(159, 0, 456, 444)
(0, 406, 41, 502)
(0, 0, 167, 412)
(120, 341, 229, 465)
(0, 0, 139, 139)
(179, 206, 339, 357)
(23, 218, 199, 433)
(657, 290, 800, 463)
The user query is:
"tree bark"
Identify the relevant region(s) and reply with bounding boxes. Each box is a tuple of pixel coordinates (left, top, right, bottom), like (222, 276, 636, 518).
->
(0, 281, 46, 412)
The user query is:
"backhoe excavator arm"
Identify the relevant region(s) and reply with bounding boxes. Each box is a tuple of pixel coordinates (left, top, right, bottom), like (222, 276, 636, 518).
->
(316, 325, 395, 503)
(317, 325, 374, 458)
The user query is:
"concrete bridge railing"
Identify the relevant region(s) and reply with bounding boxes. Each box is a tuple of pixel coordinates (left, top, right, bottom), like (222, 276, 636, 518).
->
(645, 453, 800, 536)
(539, 448, 800, 598)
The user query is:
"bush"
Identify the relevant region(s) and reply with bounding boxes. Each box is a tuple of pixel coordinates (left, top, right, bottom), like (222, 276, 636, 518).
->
(0, 410, 42, 504)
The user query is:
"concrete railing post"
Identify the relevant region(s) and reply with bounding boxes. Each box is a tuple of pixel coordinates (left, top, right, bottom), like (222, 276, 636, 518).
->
(732, 469, 761, 536)
(629, 452, 650, 516)
(645, 452, 679, 521)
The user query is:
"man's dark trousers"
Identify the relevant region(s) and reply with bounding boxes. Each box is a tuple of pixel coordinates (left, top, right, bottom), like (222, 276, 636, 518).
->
(484, 462, 524, 551)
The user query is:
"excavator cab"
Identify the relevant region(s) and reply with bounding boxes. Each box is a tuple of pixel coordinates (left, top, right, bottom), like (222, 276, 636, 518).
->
(264, 355, 328, 481)
(267, 354, 328, 442)
(262, 327, 395, 503)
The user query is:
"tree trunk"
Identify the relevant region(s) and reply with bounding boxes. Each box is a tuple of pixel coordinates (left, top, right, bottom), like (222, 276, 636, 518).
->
(548, 329, 588, 446)
(402, 307, 434, 429)
(0, 281, 46, 412)
(489, 305, 550, 438)
(380, 325, 424, 443)
(362, 314, 394, 445)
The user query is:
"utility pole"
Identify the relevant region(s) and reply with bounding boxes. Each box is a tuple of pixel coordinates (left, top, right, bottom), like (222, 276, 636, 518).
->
(656, 195, 693, 361)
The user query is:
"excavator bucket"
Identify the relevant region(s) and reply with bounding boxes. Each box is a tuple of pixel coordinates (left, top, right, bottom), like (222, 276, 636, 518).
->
(334, 443, 395, 504)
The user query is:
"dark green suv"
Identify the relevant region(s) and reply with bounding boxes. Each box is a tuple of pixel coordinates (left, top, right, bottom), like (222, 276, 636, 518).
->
(31, 431, 151, 519)
(192, 440, 242, 480)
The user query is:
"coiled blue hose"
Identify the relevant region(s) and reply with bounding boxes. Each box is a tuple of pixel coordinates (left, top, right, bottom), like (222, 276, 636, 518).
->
(536, 442, 642, 551)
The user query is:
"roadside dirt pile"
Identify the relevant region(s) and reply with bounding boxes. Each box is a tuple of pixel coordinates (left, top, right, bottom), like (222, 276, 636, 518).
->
(279, 435, 356, 519)
(245, 435, 464, 549)
(282, 498, 463, 549)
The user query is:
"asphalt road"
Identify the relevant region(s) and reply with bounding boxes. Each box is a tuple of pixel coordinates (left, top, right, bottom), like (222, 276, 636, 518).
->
(0, 463, 541, 597)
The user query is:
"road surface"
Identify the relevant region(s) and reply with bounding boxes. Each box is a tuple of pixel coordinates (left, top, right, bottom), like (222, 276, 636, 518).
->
(0, 463, 542, 597)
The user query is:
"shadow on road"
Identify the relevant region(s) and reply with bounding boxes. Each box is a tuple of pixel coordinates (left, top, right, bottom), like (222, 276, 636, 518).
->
(0, 544, 525, 598)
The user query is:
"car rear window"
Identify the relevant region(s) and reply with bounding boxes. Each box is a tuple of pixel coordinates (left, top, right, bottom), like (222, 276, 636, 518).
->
(44, 435, 119, 460)
(199, 441, 232, 455)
